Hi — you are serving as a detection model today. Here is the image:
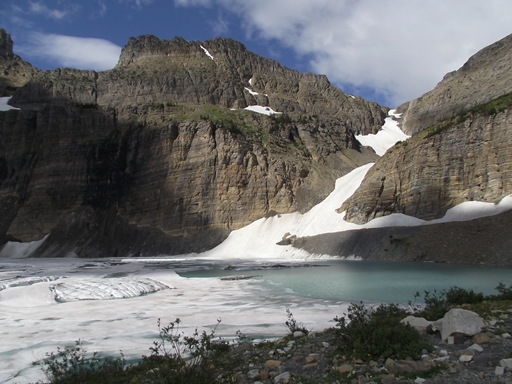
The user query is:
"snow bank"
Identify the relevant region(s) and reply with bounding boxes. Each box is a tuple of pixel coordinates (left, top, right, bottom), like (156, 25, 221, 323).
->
(201, 160, 512, 260)
(356, 109, 409, 156)
(0, 96, 19, 111)
(244, 105, 282, 115)
(244, 87, 259, 96)
(200, 45, 214, 60)
(0, 236, 47, 258)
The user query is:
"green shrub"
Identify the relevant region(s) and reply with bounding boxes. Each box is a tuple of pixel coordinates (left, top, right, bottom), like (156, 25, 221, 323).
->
(334, 303, 430, 361)
(35, 319, 238, 384)
(138, 317, 233, 384)
(284, 308, 309, 336)
(34, 339, 126, 384)
(445, 286, 484, 305)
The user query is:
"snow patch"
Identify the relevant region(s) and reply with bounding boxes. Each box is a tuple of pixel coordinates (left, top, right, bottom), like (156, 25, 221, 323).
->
(50, 277, 171, 302)
(244, 87, 259, 96)
(244, 105, 282, 116)
(200, 45, 214, 60)
(0, 236, 47, 258)
(201, 159, 512, 260)
(355, 109, 409, 156)
(0, 96, 19, 111)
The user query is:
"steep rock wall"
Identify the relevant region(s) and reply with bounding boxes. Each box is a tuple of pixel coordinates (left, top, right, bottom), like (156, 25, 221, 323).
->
(398, 33, 512, 135)
(340, 109, 512, 224)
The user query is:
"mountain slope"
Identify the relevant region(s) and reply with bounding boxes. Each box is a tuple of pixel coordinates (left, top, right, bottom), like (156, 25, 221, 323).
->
(341, 34, 512, 224)
(0, 30, 385, 257)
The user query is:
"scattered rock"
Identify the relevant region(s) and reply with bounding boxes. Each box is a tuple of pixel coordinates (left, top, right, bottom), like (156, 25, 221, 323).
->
(264, 360, 282, 368)
(334, 364, 353, 374)
(473, 333, 491, 344)
(442, 309, 485, 341)
(274, 371, 290, 383)
(402, 316, 433, 334)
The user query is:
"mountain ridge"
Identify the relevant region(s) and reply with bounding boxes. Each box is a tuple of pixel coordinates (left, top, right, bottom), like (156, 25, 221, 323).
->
(0, 29, 384, 257)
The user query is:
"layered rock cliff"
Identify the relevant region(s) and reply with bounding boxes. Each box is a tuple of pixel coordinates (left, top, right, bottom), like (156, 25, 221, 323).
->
(397, 33, 512, 135)
(0, 30, 386, 257)
(341, 33, 512, 225)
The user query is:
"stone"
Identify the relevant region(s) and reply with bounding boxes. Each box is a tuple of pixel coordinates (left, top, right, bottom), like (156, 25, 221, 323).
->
(441, 309, 485, 341)
(322, 341, 330, 348)
(496, 366, 505, 376)
(305, 355, 318, 363)
(264, 360, 282, 368)
(293, 331, 305, 338)
(247, 369, 260, 379)
(472, 333, 491, 344)
(260, 370, 269, 380)
(401, 316, 432, 334)
(380, 373, 396, 384)
(302, 363, 318, 370)
(415, 378, 426, 384)
(459, 355, 473, 362)
(500, 358, 512, 369)
(467, 343, 484, 353)
(274, 371, 290, 383)
(334, 364, 353, 374)
(385, 358, 434, 374)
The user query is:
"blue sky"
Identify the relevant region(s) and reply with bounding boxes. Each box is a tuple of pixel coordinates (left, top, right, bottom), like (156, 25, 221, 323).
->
(1, 0, 512, 107)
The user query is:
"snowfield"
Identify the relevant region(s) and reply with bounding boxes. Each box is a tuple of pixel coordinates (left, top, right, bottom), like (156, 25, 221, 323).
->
(355, 109, 409, 156)
(0, 96, 19, 111)
(244, 105, 282, 115)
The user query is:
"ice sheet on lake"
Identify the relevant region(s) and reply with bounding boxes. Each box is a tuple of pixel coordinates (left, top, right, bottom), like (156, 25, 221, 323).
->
(50, 277, 172, 302)
(0, 276, 60, 291)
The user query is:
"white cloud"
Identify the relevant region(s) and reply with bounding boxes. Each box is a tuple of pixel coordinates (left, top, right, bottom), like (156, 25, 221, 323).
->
(19, 33, 122, 71)
(175, 0, 512, 106)
(28, 1, 73, 19)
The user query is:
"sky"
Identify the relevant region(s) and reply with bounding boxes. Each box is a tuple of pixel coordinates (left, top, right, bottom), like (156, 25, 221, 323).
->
(1, 1, 511, 107)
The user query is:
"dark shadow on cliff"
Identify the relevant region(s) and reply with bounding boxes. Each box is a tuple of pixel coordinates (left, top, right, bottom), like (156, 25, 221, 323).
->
(292, 210, 512, 266)
(0, 82, 230, 257)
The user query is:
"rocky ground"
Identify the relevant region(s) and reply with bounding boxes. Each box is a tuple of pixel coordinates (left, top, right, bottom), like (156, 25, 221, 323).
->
(226, 306, 512, 384)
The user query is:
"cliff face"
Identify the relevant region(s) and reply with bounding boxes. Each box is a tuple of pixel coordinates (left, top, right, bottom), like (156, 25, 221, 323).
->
(0, 30, 385, 257)
(340, 109, 512, 224)
(341, 33, 512, 226)
(397, 33, 512, 136)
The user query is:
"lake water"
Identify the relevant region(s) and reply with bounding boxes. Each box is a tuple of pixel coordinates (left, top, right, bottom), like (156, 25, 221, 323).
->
(0, 257, 511, 384)
(180, 259, 512, 304)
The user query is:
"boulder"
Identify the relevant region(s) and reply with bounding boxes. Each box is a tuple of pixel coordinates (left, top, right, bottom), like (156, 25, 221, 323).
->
(274, 371, 290, 383)
(401, 316, 432, 334)
(441, 308, 485, 341)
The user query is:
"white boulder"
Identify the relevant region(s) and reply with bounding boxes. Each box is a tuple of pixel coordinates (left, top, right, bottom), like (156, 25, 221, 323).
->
(441, 308, 485, 341)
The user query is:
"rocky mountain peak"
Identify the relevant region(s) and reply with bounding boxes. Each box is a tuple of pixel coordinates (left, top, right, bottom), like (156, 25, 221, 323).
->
(0, 29, 14, 59)
(397, 32, 512, 135)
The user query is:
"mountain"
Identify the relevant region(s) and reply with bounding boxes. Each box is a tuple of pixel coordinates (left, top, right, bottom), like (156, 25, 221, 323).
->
(341, 33, 512, 224)
(292, 33, 512, 266)
(0, 29, 385, 257)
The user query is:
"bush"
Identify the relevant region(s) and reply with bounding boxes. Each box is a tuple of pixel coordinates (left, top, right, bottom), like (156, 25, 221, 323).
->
(34, 339, 126, 384)
(284, 308, 309, 336)
(413, 286, 485, 321)
(35, 319, 238, 384)
(138, 318, 234, 384)
(334, 303, 430, 361)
